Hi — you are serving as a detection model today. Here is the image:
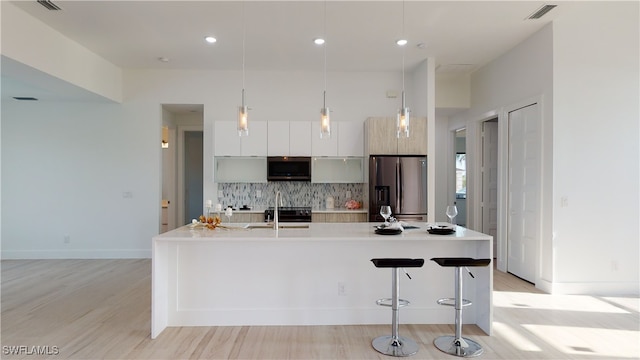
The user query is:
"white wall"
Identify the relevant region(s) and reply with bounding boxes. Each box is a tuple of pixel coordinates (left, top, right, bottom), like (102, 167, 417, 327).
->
(1, 100, 157, 258)
(451, 2, 639, 295)
(551, 2, 639, 294)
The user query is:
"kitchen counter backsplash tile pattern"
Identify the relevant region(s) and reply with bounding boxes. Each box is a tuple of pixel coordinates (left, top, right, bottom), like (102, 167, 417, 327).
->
(218, 183, 365, 209)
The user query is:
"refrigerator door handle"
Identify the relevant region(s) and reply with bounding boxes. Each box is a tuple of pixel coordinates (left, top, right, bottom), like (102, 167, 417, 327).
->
(396, 160, 401, 211)
(399, 160, 404, 212)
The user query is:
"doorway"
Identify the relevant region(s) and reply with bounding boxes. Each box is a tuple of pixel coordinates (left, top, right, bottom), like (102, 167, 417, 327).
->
(184, 131, 203, 223)
(161, 104, 204, 230)
(454, 129, 467, 226)
(481, 119, 498, 257)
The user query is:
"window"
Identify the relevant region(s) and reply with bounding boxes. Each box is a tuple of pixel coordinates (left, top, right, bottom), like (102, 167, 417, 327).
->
(456, 153, 466, 199)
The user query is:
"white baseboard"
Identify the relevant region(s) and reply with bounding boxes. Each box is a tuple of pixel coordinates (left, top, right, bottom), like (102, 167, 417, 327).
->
(1, 249, 151, 259)
(538, 278, 639, 296)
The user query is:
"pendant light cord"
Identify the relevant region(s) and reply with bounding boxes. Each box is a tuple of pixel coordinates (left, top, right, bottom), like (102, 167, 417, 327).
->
(242, 1, 246, 98)
(401, 0, 406, 107)
(323, 0, 327, 107)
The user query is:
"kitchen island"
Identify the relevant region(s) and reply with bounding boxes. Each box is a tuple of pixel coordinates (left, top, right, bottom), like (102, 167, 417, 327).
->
(152, 222, 492, 339)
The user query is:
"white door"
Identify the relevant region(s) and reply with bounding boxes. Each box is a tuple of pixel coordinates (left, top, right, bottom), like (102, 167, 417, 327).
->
(507, 104, 540, 283)
(482, 120, 499, 258)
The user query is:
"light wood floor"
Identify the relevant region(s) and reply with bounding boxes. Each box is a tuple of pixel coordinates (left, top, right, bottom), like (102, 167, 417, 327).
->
(1, 259, 638, 359)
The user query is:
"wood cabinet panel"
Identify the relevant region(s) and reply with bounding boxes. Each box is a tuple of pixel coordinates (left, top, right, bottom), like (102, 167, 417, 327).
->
(313, 212, 367, 223)
(231, 213, 264, 223)
(366, 117, 397, 155)
(398, 117, 427, 155)
(365, 117, 427, 155)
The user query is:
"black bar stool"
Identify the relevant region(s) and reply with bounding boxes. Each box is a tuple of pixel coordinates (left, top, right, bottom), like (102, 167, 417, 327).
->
(431, 257, 491, 357)
(371, 258, 425, 357)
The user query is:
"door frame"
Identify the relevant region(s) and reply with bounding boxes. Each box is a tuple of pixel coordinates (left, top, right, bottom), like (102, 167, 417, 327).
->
(177, 124, 204, 227)
(469, 95, 544, 276)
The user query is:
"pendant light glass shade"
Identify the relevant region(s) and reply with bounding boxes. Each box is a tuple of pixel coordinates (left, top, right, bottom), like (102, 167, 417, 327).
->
(238, 94, 249, 136)
(320, 95, 330, 138)
(397, 91, 410, 138)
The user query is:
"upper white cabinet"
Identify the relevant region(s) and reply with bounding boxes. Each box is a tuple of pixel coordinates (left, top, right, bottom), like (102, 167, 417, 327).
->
(214, 121, 241, 156)
(289, 121, 312, 156)
(217, 119, 365, 157)
(241, 121, 267, 156)
(311, 122, 338, 156)
(215, 121, 267, 156)
(267, 121, 290, 155)
(337, 121, 364, 156)
(365, 117, 427, 155)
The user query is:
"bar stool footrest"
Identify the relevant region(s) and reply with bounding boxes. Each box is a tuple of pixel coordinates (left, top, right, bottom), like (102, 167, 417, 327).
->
(436, 297, 472, 307)
(376, 298, 410, 307)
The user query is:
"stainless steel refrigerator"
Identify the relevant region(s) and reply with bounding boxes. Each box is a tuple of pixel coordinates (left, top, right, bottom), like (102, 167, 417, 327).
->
(369, 155, 427, 222)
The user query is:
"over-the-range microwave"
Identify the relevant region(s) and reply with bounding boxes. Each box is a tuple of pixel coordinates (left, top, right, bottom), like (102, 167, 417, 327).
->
(267, 156, 311, 181)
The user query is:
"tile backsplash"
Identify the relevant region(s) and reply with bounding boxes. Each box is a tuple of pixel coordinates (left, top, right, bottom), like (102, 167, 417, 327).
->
(218, 182, 365, 209)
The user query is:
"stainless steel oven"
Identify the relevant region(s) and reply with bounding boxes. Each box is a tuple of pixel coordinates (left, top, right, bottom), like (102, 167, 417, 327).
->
(264, 207, 312, 222)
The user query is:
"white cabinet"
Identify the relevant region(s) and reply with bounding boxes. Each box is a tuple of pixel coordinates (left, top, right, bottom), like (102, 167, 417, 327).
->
(337, 121, 364, 156)
(311, 122, 338, 156)
(214, 121, 241, 156)
(289, 121, 312, 156)
(214, 157, 267, 183)
(241, 121, 267, 156)
(267, 121, 290, 155)
(215, 121, 267, 156)
(312, 157, 364, 183)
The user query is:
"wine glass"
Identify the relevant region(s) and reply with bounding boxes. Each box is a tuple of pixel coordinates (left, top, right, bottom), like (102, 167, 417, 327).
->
(380, 206, 392, 225)
(446, 205, 458, 226)
(225, 207, 233, 223)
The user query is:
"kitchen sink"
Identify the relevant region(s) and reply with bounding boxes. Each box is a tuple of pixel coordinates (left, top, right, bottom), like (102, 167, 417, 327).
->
(243, 223, 310, 229)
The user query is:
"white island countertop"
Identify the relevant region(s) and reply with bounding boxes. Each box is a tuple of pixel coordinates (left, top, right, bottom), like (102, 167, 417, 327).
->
(154, 222, 487, 241)
(152, 222, 493, 339)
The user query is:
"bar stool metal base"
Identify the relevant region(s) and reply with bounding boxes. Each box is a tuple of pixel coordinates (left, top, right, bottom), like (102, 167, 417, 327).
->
(373, 335, 419, 357)
(434, 334, 483, 357)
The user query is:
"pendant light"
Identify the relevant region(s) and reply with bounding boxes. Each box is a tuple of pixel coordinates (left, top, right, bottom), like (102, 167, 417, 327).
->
(319, 1, 331, 139)
(397, 0, 410, 138)
(238, 1, 249, 137)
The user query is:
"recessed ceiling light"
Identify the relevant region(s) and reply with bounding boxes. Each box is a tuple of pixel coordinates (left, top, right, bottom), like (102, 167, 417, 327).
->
(396, 39, 408, 46)
(205, 36, 217, 44)
(314, 38, 325, 45)
(157, 57, 169, 63)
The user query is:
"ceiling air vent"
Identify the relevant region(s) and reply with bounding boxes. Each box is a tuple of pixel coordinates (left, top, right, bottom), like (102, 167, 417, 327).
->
(527, 4, 557, 19)
(37, 0, 62, 11)
(13, 97, 38, 101)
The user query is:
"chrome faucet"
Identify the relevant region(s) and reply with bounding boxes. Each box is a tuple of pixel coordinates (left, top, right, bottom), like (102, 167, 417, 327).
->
(274, 191, 283, 230)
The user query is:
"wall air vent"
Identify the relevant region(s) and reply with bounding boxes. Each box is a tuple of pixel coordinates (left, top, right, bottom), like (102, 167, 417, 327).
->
(37, 0, 62, 11)
(13, 97, 39, 101)
(527, 4, 557, 19)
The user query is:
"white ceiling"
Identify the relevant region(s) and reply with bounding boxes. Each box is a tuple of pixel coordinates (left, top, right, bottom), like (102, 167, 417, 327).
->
(3, 1, 573, 106)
